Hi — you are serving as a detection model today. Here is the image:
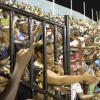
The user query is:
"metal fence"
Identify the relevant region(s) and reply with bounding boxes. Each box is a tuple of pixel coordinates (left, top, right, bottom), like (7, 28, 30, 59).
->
(0, 3, 71, 100)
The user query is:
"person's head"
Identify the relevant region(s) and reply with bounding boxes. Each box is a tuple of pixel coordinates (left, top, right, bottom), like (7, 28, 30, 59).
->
(2, 10, 9, 19)
(47, 27, 52, 34)
(46, 25, 53, 38)
(34, 41, 54, 64)
(71, 62, 84, 75)
(18, 21, 28, 34)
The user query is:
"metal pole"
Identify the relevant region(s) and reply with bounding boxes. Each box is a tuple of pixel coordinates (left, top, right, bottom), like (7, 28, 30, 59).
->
(28, 18, 34, 98)
(9, 11, 15, 73)
(64, 15, 71, 75)
(91, 9, 94, 21)
(83, 1, 86, 21)
(70, 0, 73, 16)
(96, 11, 99, 22)
(63, 24, 67, 75)
(64, 15, 71, 100)
(54, 25, 58, 62)
(42, 21, 48, 100)
(53, 0, 55, 15)
(98, 11, 100, 23)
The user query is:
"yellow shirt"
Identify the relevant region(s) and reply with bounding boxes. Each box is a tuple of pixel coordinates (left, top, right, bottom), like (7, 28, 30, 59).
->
(1, 18, 9, 26)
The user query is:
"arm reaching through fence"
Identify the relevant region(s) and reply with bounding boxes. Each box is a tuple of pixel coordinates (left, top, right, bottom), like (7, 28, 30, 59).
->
(0, 48, 32, 100)
(34, 42, 100, 86)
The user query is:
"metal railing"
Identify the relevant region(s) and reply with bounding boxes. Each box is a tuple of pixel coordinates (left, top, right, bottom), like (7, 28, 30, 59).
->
(0, 3, 71, 100)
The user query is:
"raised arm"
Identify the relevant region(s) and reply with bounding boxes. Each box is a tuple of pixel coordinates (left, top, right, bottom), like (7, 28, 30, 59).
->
(0, 48, 32, 100)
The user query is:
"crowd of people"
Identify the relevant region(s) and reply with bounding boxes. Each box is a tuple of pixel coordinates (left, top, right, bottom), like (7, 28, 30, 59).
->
(0, 1, 100, 100)
(0, 0, 64, 24)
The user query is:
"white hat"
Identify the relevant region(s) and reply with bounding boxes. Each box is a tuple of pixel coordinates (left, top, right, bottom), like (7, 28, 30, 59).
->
(18, 21, 27, 25)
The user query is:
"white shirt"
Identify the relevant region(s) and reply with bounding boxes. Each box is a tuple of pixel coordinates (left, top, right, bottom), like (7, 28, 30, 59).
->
(71, 83, 83, 100)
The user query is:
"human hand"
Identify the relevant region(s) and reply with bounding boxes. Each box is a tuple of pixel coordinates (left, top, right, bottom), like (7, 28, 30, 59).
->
(83, 72, 99, 84)
(95, 70, 100, 77)
(32, 25, 42, 36)
(16, 48, 32, 69)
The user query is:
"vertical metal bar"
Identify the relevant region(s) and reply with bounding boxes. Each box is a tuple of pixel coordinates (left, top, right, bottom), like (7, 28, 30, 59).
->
(64, 15, 71, 100)
(99, 11, 100, 21)
(62, 24, 67, 75)
(28, 18, 34, 97)
(79, 44, 83, 65)
(42, 21, 48, 100)
(96, 11, 99, 22)
(9, 11, 15, 73)
(63, 15, 71, 75)
(91, 9, 94, 21)
(0, 18, 1, 25)
(54, 25, 58, 62)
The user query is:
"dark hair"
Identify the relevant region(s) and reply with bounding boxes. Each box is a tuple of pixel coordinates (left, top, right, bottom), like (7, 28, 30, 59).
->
(34, 42, 43, 54)
(86, 61, 92, 65)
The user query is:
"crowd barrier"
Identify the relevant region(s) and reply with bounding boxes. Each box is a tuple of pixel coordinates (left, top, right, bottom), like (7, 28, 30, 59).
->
(0, 3, 71, 100)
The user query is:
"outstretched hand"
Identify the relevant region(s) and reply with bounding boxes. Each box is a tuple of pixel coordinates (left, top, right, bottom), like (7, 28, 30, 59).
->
(16, 48, 33, 69)
(83, 72, 100, 84)
(95, 70, 100, 77)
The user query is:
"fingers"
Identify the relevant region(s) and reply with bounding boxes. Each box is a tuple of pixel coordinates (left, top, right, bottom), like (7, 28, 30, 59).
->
(88, 76, 99, 84)
(93, 76, 99, 82)
(96, 71, 100, 77)
(21, 48, 32, 57)
(15, 48, 33, 68)
(97, 77, 100, 81)
(16, 48, 33, 63)
(16, 49, 24, 55)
